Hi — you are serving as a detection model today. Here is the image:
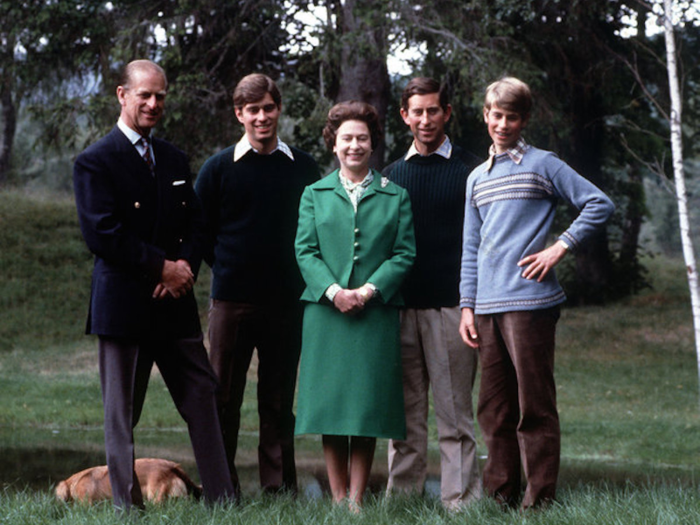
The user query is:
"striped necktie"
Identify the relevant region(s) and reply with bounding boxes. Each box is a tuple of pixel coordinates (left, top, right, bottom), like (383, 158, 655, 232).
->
(141, 137, 154, 175)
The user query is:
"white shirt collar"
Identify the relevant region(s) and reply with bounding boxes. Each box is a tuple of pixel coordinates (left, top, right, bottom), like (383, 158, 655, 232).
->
(117, 118, 150, 146)
(117, 118, 154, 166)
(233, 134, 295, 162)
(404, 135, 452, 161)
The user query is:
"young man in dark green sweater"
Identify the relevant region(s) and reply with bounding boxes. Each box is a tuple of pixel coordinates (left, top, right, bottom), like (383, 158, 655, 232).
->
(194, 73, 319, 497)
(384, 77, 482, 511)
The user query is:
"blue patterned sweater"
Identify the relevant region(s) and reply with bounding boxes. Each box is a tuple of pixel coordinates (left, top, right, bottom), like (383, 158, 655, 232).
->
(459, 144, 615, 314)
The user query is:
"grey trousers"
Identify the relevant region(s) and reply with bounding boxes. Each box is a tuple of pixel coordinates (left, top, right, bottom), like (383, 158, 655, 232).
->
(387, 307, 482, 510)
(99, 334, 236, 509)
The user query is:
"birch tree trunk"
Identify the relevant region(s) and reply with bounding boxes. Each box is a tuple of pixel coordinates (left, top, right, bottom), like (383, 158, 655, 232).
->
(662, 0, 700, 403)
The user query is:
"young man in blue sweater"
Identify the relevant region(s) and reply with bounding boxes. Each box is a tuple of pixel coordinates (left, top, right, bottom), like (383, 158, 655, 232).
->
(459, 77, 614, 509)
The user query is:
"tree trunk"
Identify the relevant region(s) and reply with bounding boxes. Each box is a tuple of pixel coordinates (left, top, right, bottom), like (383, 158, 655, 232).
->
(573, 230, 613, 303)
(335, 0, 390, 169)
(0, 88, 17, 186)
(618, 164, 645, 294)
(568, 85, 613, 304)
(662, 0, 700, 406)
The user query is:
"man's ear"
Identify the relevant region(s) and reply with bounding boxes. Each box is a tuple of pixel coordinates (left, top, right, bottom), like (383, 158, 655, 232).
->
(116, 86, 127, 107)
(234, 107, 244, 125)
(400, 107, 410, 126)
(443, 104, 452, 123)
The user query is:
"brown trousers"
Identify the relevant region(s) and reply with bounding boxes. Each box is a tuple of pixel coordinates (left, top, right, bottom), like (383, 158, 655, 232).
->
(476, 307, 560, 508)
(208, 300, 301, 494)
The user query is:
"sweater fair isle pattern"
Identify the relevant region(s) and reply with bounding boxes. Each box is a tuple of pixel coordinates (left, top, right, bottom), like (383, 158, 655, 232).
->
(384, 144, 481, 308)
(459, 145, 615, 314)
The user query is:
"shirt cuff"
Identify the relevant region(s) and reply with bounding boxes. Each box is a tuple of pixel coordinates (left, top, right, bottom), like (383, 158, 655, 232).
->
(325, 283, 342, 302)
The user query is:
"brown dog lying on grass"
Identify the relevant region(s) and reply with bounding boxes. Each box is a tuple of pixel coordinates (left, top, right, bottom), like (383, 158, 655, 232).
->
(55, 458, 202, 503)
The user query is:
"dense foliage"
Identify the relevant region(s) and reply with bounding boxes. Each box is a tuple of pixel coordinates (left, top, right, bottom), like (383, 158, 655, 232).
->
(1, 0, 698, 302)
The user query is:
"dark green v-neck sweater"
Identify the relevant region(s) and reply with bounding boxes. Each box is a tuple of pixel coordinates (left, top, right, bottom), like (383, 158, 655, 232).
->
(384, 144, 481, 308)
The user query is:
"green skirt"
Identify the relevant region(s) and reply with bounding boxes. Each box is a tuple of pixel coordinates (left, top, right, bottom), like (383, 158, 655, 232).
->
(294, 302, 406, 439)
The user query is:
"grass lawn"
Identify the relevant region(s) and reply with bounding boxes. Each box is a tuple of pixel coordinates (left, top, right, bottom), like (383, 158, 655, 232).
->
(1, 190, 699, 523)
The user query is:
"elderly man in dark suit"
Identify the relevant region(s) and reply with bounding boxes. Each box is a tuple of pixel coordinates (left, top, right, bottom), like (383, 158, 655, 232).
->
(73, 59, 236, 511)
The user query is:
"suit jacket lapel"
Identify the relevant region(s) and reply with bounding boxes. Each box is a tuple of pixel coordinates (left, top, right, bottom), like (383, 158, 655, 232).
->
(315, 169, 353, 206)
(109, 127, 155, 180)
(317, 168, 396, 207)
(357, 169, 396, 203)
(360, 169, 380, 201)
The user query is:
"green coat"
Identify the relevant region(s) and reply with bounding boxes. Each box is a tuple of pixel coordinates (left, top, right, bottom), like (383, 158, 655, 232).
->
(294, 169, 416, 438)
(295, 169, 416, 305)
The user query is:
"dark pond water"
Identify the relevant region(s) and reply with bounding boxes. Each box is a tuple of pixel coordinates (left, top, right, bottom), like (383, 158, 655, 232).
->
(0, 427, 352, 499)
(2, 427, 697, 500)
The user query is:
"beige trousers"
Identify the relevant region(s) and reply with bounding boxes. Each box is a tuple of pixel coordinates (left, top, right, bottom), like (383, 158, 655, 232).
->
(387, 307, 482, 509)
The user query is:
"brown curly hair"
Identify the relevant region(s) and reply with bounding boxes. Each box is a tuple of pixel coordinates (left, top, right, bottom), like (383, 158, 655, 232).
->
(322, 100, 382, 152)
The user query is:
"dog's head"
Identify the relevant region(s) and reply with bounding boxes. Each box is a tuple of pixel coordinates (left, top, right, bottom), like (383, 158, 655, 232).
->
(55, 480, 73, 502)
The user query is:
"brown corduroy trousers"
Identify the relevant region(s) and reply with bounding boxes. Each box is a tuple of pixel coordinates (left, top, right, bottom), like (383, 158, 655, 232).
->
(476, 306, 561, 509)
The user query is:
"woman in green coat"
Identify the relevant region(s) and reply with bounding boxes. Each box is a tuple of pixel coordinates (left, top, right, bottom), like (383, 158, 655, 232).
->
(294, 101, 416, 511)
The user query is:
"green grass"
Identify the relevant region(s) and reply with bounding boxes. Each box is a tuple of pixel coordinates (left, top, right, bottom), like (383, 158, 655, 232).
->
(2, 190, 700, 523)
(0, 191, 93, 351)
(3, 486, 700, 524)
(555, 256, 699, 469)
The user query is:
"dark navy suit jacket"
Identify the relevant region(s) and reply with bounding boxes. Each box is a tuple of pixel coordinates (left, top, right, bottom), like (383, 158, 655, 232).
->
(73, 127, 203, 339)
